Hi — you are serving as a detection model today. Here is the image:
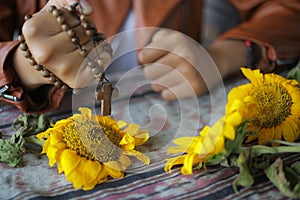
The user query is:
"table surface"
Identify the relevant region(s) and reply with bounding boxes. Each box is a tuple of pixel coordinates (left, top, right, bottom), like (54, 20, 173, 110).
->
(0, 69, 297, 200)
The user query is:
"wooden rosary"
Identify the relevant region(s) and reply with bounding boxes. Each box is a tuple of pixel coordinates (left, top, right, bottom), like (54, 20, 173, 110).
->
(18, 3, 117, 116)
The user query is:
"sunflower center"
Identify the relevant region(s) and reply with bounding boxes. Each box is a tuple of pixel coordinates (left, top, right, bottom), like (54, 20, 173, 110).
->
(250, 83, 292, 128)
(63, 120, 121, 163)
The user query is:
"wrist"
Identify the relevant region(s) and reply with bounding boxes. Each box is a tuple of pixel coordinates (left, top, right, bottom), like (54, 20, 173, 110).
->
(205, 40, 247, 78)
(13, 47, 48, 91)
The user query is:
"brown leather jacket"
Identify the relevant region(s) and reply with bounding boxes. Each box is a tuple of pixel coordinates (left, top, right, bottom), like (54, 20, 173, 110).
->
(0, 0, 299, 113)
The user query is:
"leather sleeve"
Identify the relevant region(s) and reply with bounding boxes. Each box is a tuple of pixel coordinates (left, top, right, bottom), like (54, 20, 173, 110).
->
(0, 41, 66, 113)
(219, 0, 300, 65)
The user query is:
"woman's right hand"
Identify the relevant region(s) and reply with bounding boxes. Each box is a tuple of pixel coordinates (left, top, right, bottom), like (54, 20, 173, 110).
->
(13, 0, 96, 91)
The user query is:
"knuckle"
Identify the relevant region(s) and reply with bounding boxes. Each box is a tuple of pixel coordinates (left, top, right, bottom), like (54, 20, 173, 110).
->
(151, 83, 162, 92)
(143, 65, 154, 79)
(22, 19, 40, 39)
(33, 47, 53, 65)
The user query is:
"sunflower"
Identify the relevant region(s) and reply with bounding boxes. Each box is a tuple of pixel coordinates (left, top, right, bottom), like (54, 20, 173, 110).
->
(164, 110, 241, 175)
(37, 107, 150, 190)
(226, 68, 300, 145)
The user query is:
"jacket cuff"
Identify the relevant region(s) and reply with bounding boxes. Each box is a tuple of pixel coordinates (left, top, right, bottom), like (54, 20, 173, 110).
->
(217, 5, 300, 66)
(0, 41, 66, 113)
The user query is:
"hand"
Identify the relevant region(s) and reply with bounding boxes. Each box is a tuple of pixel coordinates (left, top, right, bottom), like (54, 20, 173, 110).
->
(13, 0, 95, 91)
(138, 29, 213, 100)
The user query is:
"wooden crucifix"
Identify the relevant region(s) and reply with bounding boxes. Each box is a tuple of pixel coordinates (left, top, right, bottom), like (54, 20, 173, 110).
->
(95, 82, 118, 116)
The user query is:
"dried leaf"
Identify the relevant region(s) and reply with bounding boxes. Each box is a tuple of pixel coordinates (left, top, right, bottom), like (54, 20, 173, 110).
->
(0, 134, 26, 167)
(265, 158, 300, 199)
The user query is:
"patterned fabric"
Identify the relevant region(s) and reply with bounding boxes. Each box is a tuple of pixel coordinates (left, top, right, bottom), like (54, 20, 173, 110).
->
(0, 72, 296, 200)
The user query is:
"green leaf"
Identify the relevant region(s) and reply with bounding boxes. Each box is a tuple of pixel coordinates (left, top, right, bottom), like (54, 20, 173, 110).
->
(0, 134, 26, 167)
(291, 162, 300, 175)
(233, 148, 254, 192)
(265, 158, 300, 199)
(12, 113, 50, 136)
(287, 61, 300, 83)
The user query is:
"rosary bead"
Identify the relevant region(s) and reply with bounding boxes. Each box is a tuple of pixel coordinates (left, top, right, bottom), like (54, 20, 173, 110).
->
(19, 43, 28, 51)
(80, 14, 88, 22)
(94, 71, 103, 82)
(61, 23, 69, 31)
(23, 50, 31, 58)
(52, 9, 62, 17)
(92, 67, 102, 75)
(71, 36, 80, 44)
(18, 35, 25, 43)
(54, 80, 63, 88)
(85, 29, 96, 37)
(87, 61, 97, 69)
(100, 51, 111, 61)
(28, 58, 37, 66)
(48, 75, 57, 83)
(42, 69, 50, 78)
(66, 5, 75, 13)
(24, 15, 32, 21)
(80, 49, 88, 57)
(61, 84, 69, 91)
(97, 58, 105, 67)
(34, 64, 43, 71)
(67, 29, 76, 37)
(81, 22, 91, 29)
(47, 5, 57, 13)
(56, 15, 66, 24)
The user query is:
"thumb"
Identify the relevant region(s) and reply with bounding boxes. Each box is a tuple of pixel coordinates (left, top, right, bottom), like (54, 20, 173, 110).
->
(42, 0, 93, 15)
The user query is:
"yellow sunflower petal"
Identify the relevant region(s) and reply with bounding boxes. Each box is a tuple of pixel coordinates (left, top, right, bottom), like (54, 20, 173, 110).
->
(222, 123, 236, 141)
(46, 142, 66, 167)
(123, 150, 150, 165)
(213, 135, 225, 154)
(164, 155, 186, 172)
(257, 128, 273, 145)
(173, 137, 202, 149)
(225, 112, 243, 127)
(133, 131, 150, 146)
(181, 153, 197, 175)
(78, 107, 92, 120)
(119, 154, 132, 169)
(59, 149, 81, 175)
(167, 146, 188, 154)
(199, 136, 214, 156)
(281, 118, 299, 142)
(125, 124, 140, 136)
(81, 159, 102, 190)
(116, 120, 128, 129)
(120, 134, 135, 150)
(227, 85, 251, 109)
(95, 166, 108, 183)
(241, 67, 263, 85)
(41, 139, 50, 154)
(64, 158, 85, 189)
(49, 131, 64, 145)
(103, 161, 124, 179)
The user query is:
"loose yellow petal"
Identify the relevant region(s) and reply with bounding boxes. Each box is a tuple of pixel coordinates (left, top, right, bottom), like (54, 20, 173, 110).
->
(181, 153, 196, 175)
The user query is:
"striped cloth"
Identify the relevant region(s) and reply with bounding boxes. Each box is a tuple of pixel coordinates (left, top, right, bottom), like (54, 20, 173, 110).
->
(0, 71, 296, 200)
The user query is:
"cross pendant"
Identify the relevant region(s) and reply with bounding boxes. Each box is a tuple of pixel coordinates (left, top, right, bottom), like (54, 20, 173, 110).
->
(95, 82, 118, 116)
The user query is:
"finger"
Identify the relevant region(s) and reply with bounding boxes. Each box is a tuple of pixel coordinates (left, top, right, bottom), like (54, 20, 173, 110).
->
(161, 82, 197, 101)
(138, 29, 174, 64)
(138, 47, 168, 64)
(42, 0, 93, 15)
(150, 68, 184, 92)
(143, 53, 181, 80)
